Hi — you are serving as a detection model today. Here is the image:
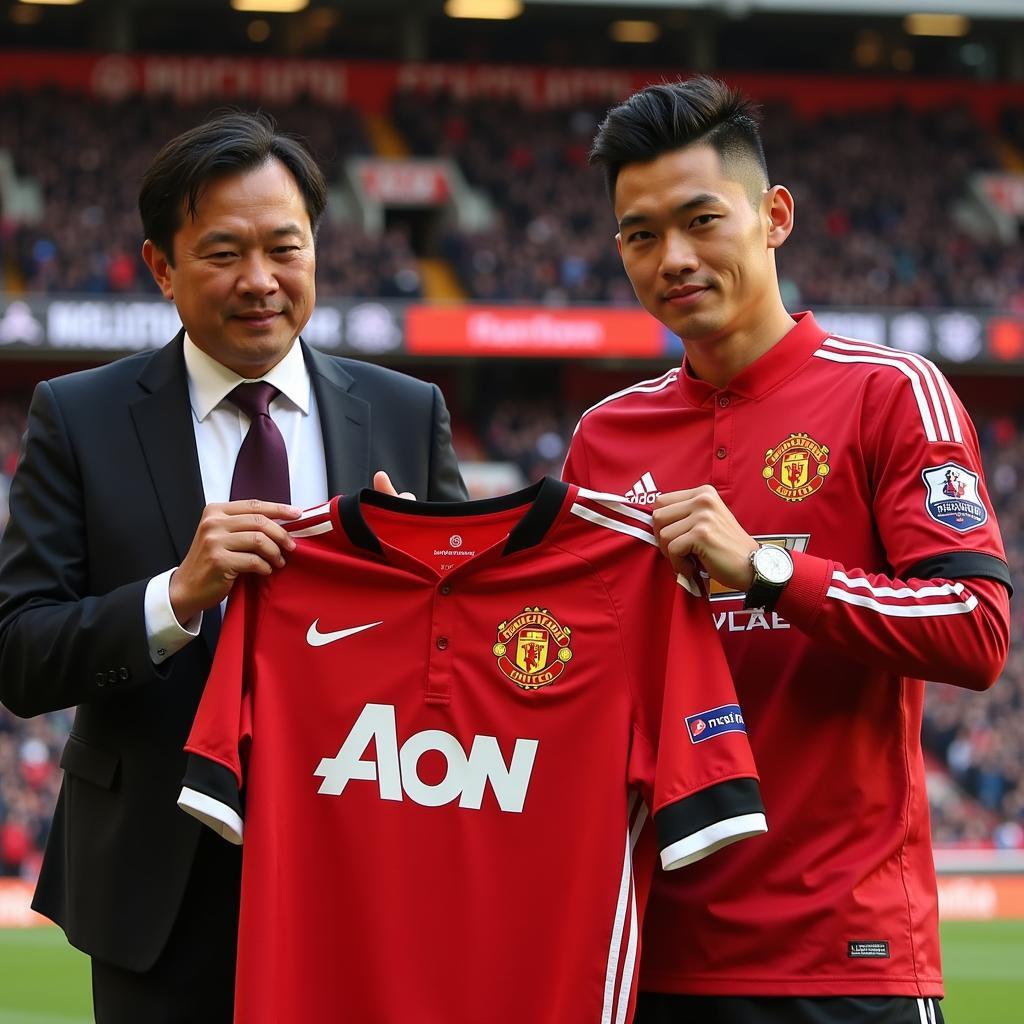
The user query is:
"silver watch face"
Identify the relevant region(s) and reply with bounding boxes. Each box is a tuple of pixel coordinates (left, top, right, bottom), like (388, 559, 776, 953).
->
(753, 545, 793, 585)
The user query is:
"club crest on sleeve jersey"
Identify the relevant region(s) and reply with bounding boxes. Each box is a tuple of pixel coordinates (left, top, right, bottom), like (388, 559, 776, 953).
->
(563, 312, 1010, 999)
(178, 478, 765, 1024)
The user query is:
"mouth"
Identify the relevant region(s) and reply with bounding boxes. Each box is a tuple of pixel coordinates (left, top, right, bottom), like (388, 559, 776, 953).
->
(233, 310, 282, 329)
(664, 286, 710, 307)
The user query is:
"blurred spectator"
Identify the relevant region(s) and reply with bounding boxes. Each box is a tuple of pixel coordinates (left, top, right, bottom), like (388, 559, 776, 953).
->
(393, 90, 1024, 310)
(0, 89, 411, 298)
(920, 414, 1024, 847)
(3, 88, 1022, 309)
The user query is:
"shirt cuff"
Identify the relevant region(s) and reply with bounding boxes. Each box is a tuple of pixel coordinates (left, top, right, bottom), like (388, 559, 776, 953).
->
(144, 568, 202, 664)
(774, 550, 833, 631)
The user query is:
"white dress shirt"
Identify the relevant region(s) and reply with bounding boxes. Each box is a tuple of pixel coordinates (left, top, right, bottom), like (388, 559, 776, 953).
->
(144, 335, 329, 663)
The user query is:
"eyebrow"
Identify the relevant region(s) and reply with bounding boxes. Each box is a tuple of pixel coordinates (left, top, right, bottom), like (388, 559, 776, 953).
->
(618, 193, 722, 231)
(195, 224, 306, 248)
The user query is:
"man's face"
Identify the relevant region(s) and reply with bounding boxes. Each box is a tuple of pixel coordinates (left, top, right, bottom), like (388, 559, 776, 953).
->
(143, 158, 316, 377)
(614, 144, 780, 344)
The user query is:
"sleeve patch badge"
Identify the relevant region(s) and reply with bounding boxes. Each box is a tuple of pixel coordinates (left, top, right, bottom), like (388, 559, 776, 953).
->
(921, 462, 988, 533)
(686, 704, 746, 744)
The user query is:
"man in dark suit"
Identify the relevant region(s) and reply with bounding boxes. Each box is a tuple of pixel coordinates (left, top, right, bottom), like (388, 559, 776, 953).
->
(0, 111, 466, 1022)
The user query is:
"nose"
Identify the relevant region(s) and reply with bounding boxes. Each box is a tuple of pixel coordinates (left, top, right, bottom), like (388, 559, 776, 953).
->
(660, 229, 699, 279)
(236, 253, 279, 297)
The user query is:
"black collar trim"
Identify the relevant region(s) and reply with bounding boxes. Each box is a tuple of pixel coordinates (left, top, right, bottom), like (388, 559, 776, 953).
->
(336, 477, 570, 557)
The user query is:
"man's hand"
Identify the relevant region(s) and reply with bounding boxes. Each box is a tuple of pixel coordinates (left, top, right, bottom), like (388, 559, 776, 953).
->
(652, 485, 759, 592)
(169, 500, 301, 624)
(373, 470, 415, 500)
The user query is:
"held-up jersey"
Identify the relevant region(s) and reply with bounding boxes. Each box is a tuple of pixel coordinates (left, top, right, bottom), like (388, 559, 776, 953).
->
(564, 312, 1011, 999)
(178, 478, 766, 1024)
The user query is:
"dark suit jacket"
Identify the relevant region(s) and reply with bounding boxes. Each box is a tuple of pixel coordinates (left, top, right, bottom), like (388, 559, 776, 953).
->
(0, 332, 467, 970)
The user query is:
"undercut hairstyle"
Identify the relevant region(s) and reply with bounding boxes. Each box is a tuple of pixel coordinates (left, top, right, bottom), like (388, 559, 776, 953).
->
(590, 77, 769, 207)
(139, 110, 328, 263)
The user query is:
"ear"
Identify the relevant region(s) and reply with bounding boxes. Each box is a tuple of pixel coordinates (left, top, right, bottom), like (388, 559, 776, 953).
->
(764, 185, 795, 250)
(142, 239, 175, 301)
(615, 232, 623, 259)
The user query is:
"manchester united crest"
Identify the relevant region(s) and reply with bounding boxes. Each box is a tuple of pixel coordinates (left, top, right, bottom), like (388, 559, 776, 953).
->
(493, 607, 572, 690)
(763, 433, 830, 502)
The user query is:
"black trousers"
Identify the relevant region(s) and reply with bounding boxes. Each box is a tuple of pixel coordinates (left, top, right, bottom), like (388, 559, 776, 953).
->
(635, 993, 945, 1024)
(91, 828, 241, 1024)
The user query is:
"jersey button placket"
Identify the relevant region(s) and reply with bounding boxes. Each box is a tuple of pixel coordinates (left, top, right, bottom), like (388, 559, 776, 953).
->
(712, 392, 733, 488)
(425, 581, 455, 705)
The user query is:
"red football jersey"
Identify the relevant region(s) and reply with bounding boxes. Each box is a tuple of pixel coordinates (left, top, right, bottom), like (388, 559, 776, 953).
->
(564, 313, 1011, 998)
(178, 479, 766, 1024)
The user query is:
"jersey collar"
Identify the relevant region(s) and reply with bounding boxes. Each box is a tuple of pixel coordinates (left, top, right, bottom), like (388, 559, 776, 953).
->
(336, 476, 572, 558)
(676, 311, 828, 406)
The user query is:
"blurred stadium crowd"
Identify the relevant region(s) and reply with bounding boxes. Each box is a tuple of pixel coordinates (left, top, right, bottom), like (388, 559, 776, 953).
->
(2, 88, 1024, 309)
(0, 389, 1021, 877)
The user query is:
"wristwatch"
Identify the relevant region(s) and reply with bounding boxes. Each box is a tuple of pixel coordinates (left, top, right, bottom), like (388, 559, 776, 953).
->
(743, 544, 794, 612)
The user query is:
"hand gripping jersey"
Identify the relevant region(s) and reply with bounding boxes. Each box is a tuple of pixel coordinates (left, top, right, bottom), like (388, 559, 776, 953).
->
(178, 478, 766, 1024)
(564, 312, 1012, 999)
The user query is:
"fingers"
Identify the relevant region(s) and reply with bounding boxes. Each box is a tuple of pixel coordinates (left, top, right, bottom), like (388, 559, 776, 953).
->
(373, 470, 398, 496)
(221, 511, 297, 553)
(373, 470, 416, 501)
(648, 485, 756, 591)
(221, 527, 291, 569)
(222, 499, 302, 520)
(171, 502, 303, 622)
(653, 485, 713, 510)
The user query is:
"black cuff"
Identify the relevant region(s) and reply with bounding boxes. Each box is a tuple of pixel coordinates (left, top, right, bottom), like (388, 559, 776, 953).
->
(656, 777, 765, 853)
(905, 551, 1012, 595)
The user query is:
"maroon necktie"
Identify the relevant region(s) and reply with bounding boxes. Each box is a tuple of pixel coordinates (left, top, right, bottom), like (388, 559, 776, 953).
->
(227, 382, 291, 503)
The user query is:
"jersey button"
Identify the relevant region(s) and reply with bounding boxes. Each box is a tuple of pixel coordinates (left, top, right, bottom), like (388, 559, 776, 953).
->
(439, 583, 452, 596)
(716, 446, 727, 459)
(718, 395, 730, 408)
(436, 636, 449, 650)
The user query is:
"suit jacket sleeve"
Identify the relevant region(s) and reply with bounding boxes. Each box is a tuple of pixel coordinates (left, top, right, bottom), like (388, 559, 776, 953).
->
(0, 380, 165, 717)
(426, 383, 468, 502)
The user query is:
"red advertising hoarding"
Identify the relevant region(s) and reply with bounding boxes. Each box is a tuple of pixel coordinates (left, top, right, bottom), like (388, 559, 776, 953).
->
(405, 306, 664, 358)
(0, 53, 1020, 125)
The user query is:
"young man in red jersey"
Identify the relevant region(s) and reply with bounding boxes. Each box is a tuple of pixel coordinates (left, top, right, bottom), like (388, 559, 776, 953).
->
(563, 77, 1011, 1024)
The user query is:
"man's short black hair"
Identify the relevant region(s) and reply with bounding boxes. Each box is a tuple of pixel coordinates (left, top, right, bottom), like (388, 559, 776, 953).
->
(139, 110, 328, 263)
(590, 77, 769, 206)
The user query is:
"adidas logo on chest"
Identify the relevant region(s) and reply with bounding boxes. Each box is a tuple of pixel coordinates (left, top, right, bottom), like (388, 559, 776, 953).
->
(624, 472, 661, 505)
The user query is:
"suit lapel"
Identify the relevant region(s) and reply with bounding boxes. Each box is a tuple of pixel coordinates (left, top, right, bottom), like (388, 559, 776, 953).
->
(303, 342, 370, 497)
(130, 333, 220, 657)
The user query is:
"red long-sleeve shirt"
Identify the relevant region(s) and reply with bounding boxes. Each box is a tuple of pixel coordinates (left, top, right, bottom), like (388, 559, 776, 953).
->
(563, 312, 1011, 997)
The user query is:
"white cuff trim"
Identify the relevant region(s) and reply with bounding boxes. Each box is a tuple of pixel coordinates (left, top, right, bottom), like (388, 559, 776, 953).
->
(145, 569, 202, 664)
(178, 787, 243, 845)
(660, 812, 767, 870)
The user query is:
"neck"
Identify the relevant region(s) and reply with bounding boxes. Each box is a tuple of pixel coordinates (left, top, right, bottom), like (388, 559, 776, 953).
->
(683, 303, 797, 389)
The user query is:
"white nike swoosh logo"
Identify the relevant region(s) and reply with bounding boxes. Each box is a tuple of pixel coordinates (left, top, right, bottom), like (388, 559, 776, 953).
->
(306, 619, 383, 647)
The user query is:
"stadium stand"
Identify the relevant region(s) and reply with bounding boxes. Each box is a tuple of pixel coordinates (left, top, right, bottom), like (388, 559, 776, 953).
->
(2, 88, 1023, 308)
(0, 90, 427, 300)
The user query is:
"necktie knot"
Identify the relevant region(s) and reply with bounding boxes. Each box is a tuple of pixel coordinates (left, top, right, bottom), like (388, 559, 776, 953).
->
(229, 381, 279, 421)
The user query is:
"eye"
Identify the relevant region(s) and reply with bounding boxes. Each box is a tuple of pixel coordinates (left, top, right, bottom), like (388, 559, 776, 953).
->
(626, 230, 655, 243)
(272, 245, 301, 255)
(691, 214, 719, 228)
(206, 251, 237, 260)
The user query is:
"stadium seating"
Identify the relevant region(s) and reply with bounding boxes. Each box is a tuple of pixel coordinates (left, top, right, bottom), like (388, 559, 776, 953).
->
(2, 88, 1023, 308)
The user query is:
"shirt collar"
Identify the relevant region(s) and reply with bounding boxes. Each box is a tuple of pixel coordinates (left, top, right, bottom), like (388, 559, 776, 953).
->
(676, 311, 828, 406)
(183, 334, 311, 421)
(336, 477, 572, 558)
